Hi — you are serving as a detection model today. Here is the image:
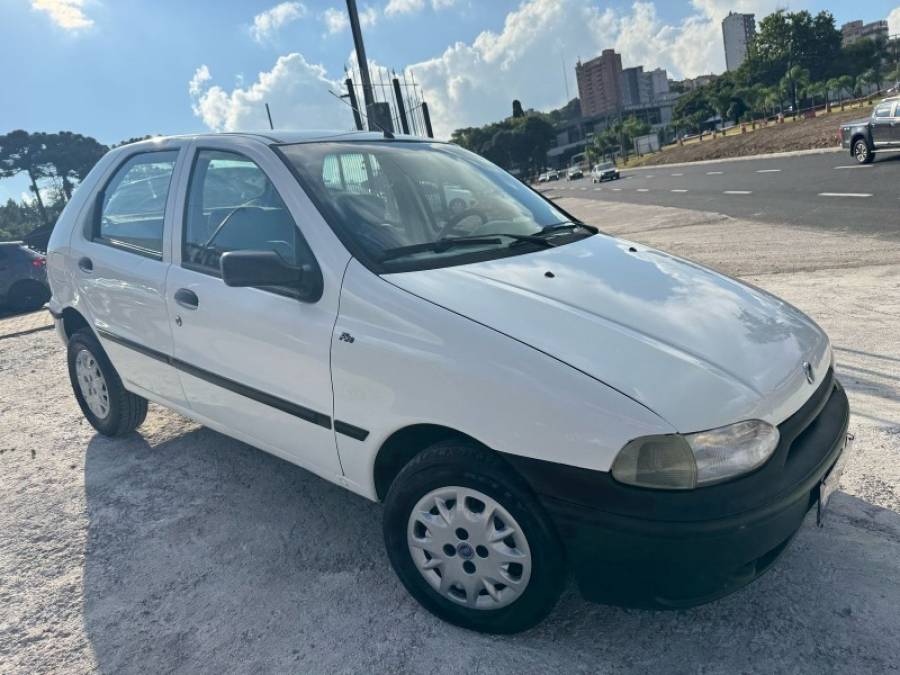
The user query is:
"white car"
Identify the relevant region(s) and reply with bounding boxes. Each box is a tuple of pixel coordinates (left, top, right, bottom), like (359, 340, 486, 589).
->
(47, 131, 851, 634)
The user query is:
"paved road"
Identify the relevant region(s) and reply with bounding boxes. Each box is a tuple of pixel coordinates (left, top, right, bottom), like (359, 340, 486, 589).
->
(538, 150, 900, 238)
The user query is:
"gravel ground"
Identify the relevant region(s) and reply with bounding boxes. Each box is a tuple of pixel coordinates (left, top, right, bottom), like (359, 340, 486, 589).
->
(1, 201, 899, 674)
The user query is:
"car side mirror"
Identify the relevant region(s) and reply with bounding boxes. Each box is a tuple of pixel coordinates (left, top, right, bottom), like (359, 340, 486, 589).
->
(220, 250, 304, 289)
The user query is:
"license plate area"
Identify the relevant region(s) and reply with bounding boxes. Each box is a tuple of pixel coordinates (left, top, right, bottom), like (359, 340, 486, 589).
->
(817, 433, 854, 526)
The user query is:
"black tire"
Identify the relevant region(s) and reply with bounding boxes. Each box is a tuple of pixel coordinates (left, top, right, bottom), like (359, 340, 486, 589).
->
(67, 328, 148, 436)
(853, 139, 874, 164)
(8, 280, 50, 312)
(383, 441, 565, 634)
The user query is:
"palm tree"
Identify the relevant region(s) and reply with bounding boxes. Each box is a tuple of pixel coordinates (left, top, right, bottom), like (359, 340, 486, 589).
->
(782, 65, 810, 115)
(806, 81, 826, 114)
(836, 75, 853, 109)
(762, 86, 781, 119)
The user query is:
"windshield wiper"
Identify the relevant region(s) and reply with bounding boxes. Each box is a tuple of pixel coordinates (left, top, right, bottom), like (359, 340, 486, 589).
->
(537, 221, 598, 237)
(380, 233, 553, 262)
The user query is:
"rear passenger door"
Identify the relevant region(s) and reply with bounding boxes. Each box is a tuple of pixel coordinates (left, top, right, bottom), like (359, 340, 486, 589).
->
(72, 147, 187, 407)
(871, 103, 895, 147)
(166, 142, 343, 478)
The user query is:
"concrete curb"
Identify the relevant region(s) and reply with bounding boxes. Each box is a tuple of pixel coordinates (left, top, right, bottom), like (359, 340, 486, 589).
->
(622, 146, 844, 172)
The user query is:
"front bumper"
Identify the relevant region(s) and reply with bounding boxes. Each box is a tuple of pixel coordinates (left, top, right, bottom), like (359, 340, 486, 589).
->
(506, 373, 850, 608)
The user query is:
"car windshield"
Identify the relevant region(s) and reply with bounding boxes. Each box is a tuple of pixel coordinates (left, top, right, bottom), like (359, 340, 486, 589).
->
(597, 162, 614, 170)
(280, 142, 591, 272)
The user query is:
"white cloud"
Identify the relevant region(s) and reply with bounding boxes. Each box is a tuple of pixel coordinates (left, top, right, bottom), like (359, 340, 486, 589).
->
(31, 0, 93, 30)
(188, 54, 352, 132)
(385, 0, 457, 14)
(190, 0, 802, 139)
(250, 2, 307, 43)
(888, 7, 900, 37)
(322, 5, 377, 35)
(385, 0, 424, 16)
(404, 0, 798, 137)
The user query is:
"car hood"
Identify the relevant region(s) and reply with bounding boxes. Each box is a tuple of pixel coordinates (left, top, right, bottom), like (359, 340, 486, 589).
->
(843, 117, 870, 127)
(386, 234, 831, 432)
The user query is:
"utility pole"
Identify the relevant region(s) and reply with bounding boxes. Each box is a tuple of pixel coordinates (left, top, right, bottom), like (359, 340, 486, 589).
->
(346, 0, 375, 126)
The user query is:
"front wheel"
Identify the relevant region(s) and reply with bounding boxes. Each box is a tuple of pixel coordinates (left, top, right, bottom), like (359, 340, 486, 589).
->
(853, 139, 874, 164)
(383, 441, 565, 633)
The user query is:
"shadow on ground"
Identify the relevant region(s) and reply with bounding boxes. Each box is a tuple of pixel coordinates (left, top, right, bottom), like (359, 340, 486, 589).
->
(82, 425, 900, 674)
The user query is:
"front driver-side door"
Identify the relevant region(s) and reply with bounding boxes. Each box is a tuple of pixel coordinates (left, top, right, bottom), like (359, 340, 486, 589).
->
(165, 143, 342, 479)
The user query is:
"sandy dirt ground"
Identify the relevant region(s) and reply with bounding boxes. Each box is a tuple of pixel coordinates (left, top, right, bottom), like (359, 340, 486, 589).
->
(1, 200, 898, 674)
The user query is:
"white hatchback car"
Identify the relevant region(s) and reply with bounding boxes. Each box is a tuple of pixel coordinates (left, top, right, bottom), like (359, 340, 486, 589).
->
(47, 131, 851, 633)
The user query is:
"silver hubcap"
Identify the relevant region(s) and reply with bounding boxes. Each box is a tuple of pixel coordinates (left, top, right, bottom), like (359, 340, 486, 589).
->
(407, 486, 532, 610)
(856, 143, 867, 162)
(75, 349, 110, 419)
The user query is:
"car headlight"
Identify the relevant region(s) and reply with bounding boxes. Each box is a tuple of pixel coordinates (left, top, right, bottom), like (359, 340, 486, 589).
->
(611, 420, 779, 490)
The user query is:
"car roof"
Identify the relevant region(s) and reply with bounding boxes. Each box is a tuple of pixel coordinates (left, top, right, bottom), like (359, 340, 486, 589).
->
(117, 130, 440, 149)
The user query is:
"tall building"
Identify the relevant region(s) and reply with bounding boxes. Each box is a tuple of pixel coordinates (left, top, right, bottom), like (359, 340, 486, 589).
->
(620, 66, 649, 107)
(722, 12, 756, 72)
(620, 66, 670, 106)
(646, 68, 670, 100)
(840, 20, 889, 46)
(575, 49, 623, 117)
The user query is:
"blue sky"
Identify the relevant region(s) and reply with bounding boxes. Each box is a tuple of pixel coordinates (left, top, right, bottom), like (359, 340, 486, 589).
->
(2, 0, 899, 203)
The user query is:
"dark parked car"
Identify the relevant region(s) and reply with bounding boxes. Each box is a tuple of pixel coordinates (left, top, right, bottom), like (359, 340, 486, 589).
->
(0, 242, 51, 312)
(840, 96, 900, 164)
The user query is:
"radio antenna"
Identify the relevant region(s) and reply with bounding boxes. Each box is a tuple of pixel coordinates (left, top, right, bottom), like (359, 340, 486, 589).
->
(328, 89, 394, 138)
(265, 103, 274, 130)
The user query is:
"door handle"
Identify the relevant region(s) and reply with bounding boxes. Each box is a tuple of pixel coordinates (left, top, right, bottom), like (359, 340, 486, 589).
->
(174, 288, 199, 310)
(78, 257, 93, 273)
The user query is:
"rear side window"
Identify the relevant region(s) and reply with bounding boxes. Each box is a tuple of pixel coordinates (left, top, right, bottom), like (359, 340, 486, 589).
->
(182, 150, 315, 279)
(96, 151, 178, 257)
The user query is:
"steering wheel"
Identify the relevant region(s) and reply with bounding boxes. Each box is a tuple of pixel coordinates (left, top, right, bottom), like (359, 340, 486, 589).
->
(436, 208, 489, 239)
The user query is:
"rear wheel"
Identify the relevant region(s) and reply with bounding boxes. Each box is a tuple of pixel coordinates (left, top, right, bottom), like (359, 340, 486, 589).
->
(383, 441, 565, 633)
(67, 329, 148, 436)
(8, 280, 50, 312)
(854, 139, 874, 164)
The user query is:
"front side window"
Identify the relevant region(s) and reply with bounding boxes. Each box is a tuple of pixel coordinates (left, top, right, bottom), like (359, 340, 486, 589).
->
(280, 142, 591, 272)
(183, 150, 314, 280)
(874, 104, 893, 119)
(97, 151, 178, 257)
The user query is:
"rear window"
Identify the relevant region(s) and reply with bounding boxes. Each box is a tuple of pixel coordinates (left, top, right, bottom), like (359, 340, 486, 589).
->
(95, 151, 179, 257)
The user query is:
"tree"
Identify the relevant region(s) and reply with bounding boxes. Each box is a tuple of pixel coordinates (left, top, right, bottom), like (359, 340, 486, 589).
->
(42, 132, 107, 200)
(0, 131, 54, 227)
(743, 10, 842, 97)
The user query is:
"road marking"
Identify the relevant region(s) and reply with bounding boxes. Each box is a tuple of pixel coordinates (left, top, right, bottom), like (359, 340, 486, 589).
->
(706, 171, 723, 175)
(645, 174, 655, 178)
(671, 189, 688, 193)
(818, 192, 873, 198)
(580, 187, 587, 191)
(756, 169, 781, 173)
(612, 187, 622, 191)
(724, 190, 753, 195)
(636, 188, 649, 192)
(671, 173, 683, 176)
(834, 165, 873, 170)
(594, 187, 603, 191)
